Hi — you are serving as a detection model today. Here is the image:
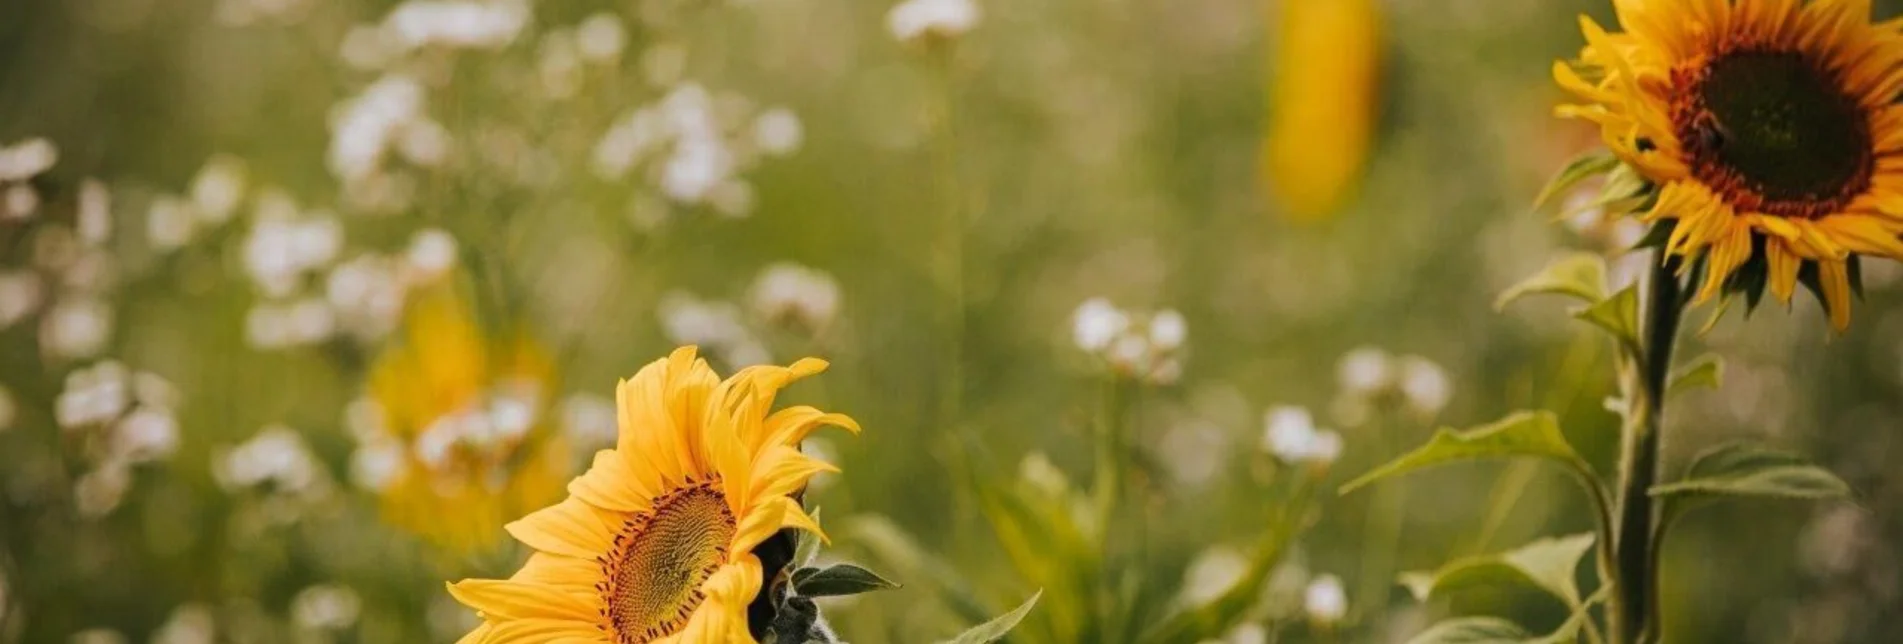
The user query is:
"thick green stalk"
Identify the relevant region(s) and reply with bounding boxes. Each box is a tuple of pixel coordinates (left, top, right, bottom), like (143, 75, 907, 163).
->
(1609, 254, 1685, 643)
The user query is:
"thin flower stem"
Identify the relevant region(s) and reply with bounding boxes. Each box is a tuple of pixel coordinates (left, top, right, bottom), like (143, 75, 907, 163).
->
(1608, 253, 1686, 644)
(1355, 412, 1404, 621)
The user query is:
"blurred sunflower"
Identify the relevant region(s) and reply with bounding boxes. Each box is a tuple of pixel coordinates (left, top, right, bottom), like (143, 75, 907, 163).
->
(1555, 0, 1903, 329)
(447, 347, 860, 643)
(1261, 0, 1381, 221)
(359, 287, 570, 557)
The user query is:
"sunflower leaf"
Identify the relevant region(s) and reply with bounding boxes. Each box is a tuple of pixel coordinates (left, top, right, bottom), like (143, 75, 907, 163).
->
(1399, 532, 1596, 606)
(941, 590, 1042, 644)
(1652, 442, 1853, 526)
(1340, 411, 1594, 496)
(792, 563, 900, 597)
(1496, 253, 1608, 311)
(1534, 149, 1621, 212)
(1573, 285, 1641, 353)
(1667, 354, 1723, 396)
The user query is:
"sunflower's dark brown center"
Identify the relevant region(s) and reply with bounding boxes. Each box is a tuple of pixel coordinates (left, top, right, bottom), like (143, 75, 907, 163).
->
(1672, 49, 1873, 218)
(599, 480, 735, 644)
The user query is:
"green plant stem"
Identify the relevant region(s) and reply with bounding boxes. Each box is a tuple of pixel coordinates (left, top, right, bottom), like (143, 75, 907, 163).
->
(1608, 254, 1685, 644)
(930, 42, 965, 432)
(1356, 413, 1405, 622)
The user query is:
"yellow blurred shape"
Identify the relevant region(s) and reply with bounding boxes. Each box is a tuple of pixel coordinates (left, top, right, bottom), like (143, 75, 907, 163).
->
(367, 285, 570, 558)
(1262, 0, 1381, 221)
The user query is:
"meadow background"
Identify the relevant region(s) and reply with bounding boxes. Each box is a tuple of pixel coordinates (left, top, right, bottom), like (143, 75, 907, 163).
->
(1, 0, 1901, 642)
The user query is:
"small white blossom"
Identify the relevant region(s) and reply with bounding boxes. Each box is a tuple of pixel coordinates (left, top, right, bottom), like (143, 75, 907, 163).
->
(291, 585, 362, 631)
(1071, 297, 1128, 352)
(77, 179, 112, 246)
(405, 228, 458, 280)
(215, 425, 321, 493)
(1396, 354, 1452, 416)
(349, 438, 407, 491)
(1337, 346, 1392, 395)
(575, 13, 627, 63)
(886, 0, 980, 43)
(750, 262, 841, 331)
(55, 361, 130, 428)
(42, 297, 113, 360)
(1262, 406, 1342, 466)
(0, 270, 42, 328)
(753, 108, 804, 156)
(3, 184, 38, 220)
(1017, 452, 1069, 498)
(397, 119, 452, 167)
(1149, 308, 1187, 351)
(189, 156, 248, 224)
(0, 138, 57, 181)
(146, 196, 197, 251)
(1303, 574, 1348, 624)
(74, 465, 131, 519)
(385, 0, 527, 51)
(113, 407, 180, 463)
(328, 74, 424, 182)
(151, 604, 216, 644)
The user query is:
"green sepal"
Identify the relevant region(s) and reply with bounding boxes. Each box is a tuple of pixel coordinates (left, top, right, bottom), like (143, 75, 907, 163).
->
(792, 563, 901, 597)
(1534, 150, 1621, 213)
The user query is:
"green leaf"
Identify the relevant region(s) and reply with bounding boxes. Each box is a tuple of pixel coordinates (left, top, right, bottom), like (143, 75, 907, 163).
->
(1405, 617, 1535, 644)
(1141, 481, 1316, 644)
(841, 516, 994, 626)
(1534, 150, 1620, 212)
(1573, 285, 1640, 353)
(941, 590, 1042, 644)
(1399, 533, 1596, 606)
(1651, 442, 1852, 521)
(1496, 253, 1608, 311)
(792, 563, 900, 597)
(1667, 354, 1722, 395)
(1340, 411, 1592, 496)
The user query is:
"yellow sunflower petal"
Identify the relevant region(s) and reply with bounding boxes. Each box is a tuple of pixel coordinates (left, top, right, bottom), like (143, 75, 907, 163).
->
(568, 450, 657, 513)
(504, 498, 620, 561)
(479, 618, 608, 643)
(1819, 259, 1854, 331)
(446, 579, 599, 623)
(1767, 238, 1803, 302)
(1817, 214, 1903, 257)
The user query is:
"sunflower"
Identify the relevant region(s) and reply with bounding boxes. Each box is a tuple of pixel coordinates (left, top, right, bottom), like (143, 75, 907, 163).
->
(1555, 0, 1903, 329)
(447, 347, 860, 643)
(361, 287, 570, 557)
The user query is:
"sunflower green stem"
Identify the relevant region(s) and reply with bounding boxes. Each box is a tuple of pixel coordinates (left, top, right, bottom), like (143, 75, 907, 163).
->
(1608, 253, 1686, 644)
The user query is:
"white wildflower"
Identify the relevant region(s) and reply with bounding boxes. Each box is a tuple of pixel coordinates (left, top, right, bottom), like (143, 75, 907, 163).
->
(42, 297, 113, 360)
(215, 425, 321, 493)
(328, 74, 424, 182)
(74, 465, 131, 519)
(113, 407, 180, 463)
(0, 270, 43, 328)
(1396, 354, 1452, 416)
(291, 585, 362, 631)
(1303, 574, 1348, 624)
(189, 155, 248, 224)
(3, 184, 38, 220)
(349, 438, 407, 491)
(0, 138, 57, 181)
(1262, 406, 1342, 466)
(750, 262, 840, 331)
(1337, 346, 1392, 395)
(77, 179, 112, 246)
(753, 108, 804, 156)
(1149, 308, 1187, 351)
(405, 228, 458, 280)
(385, 0, 527, 51)
(1071, 297, 1128, 352)
(151, 604, 217, 644)
(146, 196, 197, 251)
(886, 0, 980, 43)
(575, 13, 627, 63)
